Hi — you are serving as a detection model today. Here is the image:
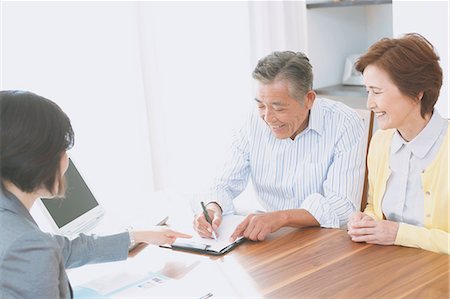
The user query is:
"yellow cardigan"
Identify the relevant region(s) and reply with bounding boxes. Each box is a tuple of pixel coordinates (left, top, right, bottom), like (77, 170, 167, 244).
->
(364, 124, 449, 255)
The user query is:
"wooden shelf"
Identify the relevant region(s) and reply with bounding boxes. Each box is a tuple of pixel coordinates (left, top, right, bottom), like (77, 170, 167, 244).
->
(307, 0, 391, 9)
(315, 84, 368, 109)
(315, 84, 366, 97)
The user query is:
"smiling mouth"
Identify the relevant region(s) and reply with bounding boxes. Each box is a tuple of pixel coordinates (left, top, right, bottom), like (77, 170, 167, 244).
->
(270, 124, 284, 129)
(374, 111, 386, 118)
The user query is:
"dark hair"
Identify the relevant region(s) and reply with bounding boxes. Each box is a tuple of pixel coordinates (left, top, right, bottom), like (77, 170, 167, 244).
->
(355, 33, 442, 118)
(0, 90, 74, 195)
(252, 51, 313, 101)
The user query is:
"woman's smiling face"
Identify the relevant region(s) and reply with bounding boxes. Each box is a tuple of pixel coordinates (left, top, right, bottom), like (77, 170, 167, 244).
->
(363, 64, 422, 132)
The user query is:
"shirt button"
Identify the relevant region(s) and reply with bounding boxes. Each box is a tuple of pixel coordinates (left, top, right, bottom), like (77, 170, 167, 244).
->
(426, 214, 431, 218)
(425, 191, 431, 196)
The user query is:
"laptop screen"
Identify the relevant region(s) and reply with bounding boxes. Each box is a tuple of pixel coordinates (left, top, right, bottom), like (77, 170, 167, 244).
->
(41, 158, 99, 228)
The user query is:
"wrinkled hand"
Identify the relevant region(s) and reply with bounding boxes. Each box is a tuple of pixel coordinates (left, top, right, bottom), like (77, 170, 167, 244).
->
(230, 212, 286, 242)
(347, 211, 374, 230)
(347, 218, 399, 245)
(193, 204, 222, 239)
(132, 228, 192, 246)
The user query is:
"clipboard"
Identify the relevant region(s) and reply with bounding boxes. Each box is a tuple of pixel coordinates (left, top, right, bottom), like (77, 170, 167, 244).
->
(161, 214, 247, 256)
(162, 237, 246, 256)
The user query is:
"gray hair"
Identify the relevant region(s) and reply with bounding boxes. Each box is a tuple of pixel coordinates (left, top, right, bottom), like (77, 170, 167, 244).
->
(252, 51, 313, 101)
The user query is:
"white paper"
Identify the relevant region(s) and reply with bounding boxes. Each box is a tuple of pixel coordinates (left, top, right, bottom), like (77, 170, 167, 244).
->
(172, 214, 245, 252)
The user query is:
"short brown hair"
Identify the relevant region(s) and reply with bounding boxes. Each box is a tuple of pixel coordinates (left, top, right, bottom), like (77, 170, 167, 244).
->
(252, 51, 313, 101)
(0, 91, 74, 195)
(355, 33, 442, 118)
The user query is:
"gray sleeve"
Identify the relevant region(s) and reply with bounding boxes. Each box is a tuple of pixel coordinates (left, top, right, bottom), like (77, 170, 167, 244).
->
(0, 232, 61, 299)
(52, 232, 130, 269)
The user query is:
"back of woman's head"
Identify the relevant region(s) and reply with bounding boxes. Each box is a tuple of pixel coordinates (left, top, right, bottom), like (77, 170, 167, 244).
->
(0, 90, 74, 195)
(355, 33, 442, 118)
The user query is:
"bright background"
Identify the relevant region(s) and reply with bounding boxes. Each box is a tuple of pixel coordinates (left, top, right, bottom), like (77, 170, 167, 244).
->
(1, 0, 448, 224)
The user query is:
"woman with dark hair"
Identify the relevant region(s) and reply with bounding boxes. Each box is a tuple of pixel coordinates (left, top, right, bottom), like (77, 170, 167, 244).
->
(347, 33, 449, 254)
(0, 90, 191, 298)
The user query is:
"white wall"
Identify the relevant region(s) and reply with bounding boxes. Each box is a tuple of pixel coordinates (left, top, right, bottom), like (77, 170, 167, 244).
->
(393, 0, 449, 118)
(1, 2, 154, 219)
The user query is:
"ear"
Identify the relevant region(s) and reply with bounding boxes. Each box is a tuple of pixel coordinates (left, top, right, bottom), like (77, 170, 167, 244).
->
(416, 91, 424, 102)
(304, 90, 316, 109)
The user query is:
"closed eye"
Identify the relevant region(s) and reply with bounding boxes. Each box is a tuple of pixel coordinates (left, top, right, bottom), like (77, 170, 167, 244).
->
(366, 89, 382, 95)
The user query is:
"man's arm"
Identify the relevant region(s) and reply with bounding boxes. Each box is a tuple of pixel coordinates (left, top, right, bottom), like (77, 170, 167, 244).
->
(193, 121, 252, 236)
(230, 209, 319, 241)
(210, 124, 251, 214)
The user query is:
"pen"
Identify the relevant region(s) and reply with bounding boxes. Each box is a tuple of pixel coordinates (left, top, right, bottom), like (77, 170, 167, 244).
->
(200, 201, 218, 241)
(198, 292, 213, 299)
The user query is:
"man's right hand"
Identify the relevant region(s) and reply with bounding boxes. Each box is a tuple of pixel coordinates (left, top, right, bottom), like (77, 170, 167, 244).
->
(193, 202, 222, 239)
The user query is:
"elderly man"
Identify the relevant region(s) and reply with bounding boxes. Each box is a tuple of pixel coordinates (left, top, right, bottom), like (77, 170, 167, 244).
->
(194, 51, 365, 241)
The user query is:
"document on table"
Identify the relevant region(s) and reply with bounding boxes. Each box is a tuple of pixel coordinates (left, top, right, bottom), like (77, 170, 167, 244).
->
(73, 272, 169, 298)
(74, 271, 214, 298)
(168, 214, 247, 255)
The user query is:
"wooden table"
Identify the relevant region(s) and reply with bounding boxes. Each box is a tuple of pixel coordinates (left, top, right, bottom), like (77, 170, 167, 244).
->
(230, 227, 449, 298)
(70, 227, 449, 298)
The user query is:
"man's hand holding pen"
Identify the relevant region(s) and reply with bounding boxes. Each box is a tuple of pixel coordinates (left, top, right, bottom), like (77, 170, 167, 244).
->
(194, 202, 222, 240)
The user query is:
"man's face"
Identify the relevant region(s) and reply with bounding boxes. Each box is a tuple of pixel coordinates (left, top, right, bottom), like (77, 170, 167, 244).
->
(255, 80, 313, 140)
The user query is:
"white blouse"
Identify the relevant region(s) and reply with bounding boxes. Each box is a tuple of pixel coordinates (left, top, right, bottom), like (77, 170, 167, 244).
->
(382, 110, 447, 226)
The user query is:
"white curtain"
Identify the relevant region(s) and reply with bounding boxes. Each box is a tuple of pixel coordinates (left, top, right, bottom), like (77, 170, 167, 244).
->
(137, 1, 254, 193)
(248, 1, 308, 65)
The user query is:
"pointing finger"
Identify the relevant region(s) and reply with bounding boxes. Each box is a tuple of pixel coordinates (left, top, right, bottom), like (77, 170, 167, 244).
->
(229, 216, 251, 242)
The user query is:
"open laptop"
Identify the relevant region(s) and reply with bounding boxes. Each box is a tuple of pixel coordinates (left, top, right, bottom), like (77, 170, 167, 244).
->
(39, 158, 105, 239)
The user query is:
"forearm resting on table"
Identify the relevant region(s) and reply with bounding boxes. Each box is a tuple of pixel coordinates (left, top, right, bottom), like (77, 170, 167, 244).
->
(396, 223, 450, 255)
(277, 209, 320, 228)
(207, 202, 319, 227)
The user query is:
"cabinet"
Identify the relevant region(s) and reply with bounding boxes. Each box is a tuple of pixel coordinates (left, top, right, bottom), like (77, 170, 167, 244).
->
(314, 84, 367, 109)
(306, 0, 391, 9)
(305, 1, 393, 110)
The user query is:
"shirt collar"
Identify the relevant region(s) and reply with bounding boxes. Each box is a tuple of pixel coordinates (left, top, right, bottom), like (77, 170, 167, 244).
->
(392, 110, 446, 158)
(284, 98, 323, 143)
(302, 98, 324, 137)
(0, 185, 36, 225)
(391, 131, 405, 153)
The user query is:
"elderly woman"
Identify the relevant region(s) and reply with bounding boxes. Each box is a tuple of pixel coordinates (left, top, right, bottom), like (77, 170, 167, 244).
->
(347, 33, 448, 254)
(0, 90, 191, 298)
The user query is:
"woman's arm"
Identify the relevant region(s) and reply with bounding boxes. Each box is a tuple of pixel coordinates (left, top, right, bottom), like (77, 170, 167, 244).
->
(395, 223, 449, 255)
(53, 232, 130, 269)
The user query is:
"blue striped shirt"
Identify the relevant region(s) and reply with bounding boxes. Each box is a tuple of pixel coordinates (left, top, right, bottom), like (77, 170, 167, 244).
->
(212, 97, 365, 228)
